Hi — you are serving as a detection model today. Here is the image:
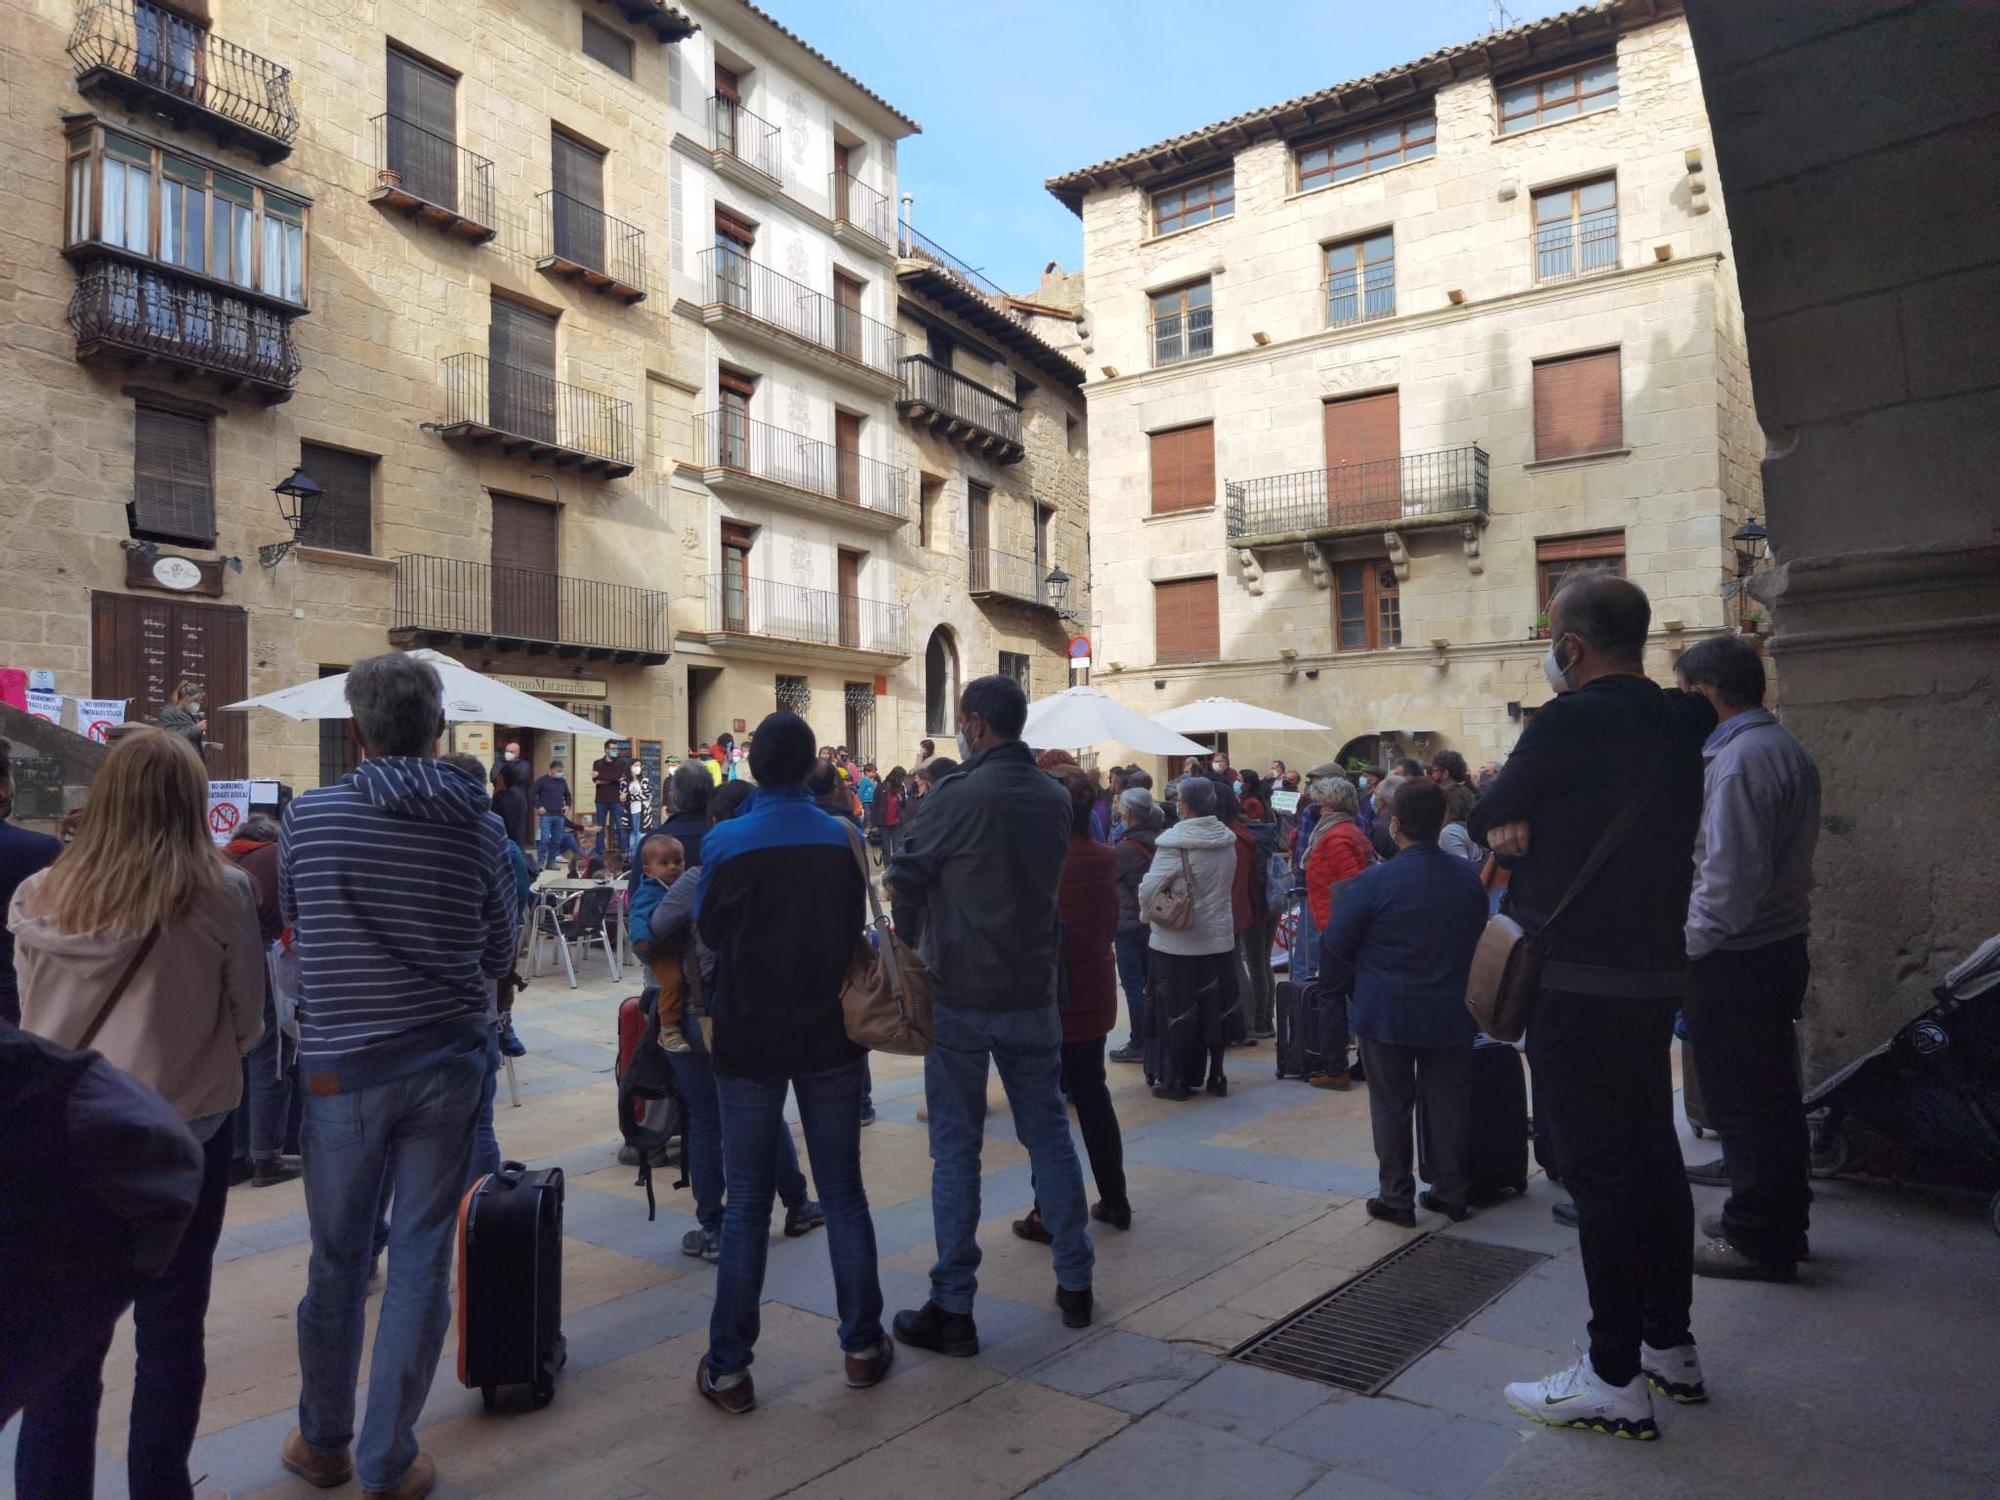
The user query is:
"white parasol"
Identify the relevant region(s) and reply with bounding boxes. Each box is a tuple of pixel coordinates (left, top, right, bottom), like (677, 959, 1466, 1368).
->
(1150, 696, 1335, 734)
(1023, 687, 1210, 756)
(223, 649, 612, 738)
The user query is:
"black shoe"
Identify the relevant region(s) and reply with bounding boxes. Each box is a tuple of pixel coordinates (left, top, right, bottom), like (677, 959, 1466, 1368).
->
(1685, 1156, 1730, 1187)
(1012, 1209, 1053, 1244)
(228, 1157, 256, 1187)
(893, 1302, 979, 1358)
(497, 1019, 527, 1058)
(1108, 1043, 1144, 1065)
(1091, 1199, 1132, 1231)
(1205, 1075, 1228, 1098)
(783, 1199, 825, 1238)
(1366, 1197, 1417, 1229)
(1151, 1083, 1193, 1102)
(1552, 1200, 1580, 1229)
(1419, 1190, 1471, 1223)
(252, 1158, 303, 1188)
(1056, 1285, 1093, 1329)
(859, 1104, 877, 1127)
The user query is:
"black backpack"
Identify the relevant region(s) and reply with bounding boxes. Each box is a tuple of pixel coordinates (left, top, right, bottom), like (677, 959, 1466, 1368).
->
(615, 990, 686, 1220)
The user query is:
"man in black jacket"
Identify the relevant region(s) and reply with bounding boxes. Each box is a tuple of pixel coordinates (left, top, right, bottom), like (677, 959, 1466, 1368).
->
(887, 676, 1093, 1355)
(1472, 575, 1715, 1440)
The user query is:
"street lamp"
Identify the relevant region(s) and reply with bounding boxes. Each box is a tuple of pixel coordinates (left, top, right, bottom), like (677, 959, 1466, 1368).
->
(258, 468, 323, 568)
(1731, 517, 1768, 576)
(1044, 564, 1073, 619)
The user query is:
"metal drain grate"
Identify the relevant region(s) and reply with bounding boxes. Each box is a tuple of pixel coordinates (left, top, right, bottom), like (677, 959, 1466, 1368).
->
(1231, 1234, 1549, 1395)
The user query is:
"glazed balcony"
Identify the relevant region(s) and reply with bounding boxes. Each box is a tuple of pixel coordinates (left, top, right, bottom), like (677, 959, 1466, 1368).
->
(896, 354, 1024, 464)
(969, 547, 1058, 613)
(1225, 445, 1490, 545)
(67, 259, 299, 403)
(68, 0, 298, 163)
(697, 574, 909, 664)
(391, 554, 669, 664)
(436, 353, 635, 477)
(696, 249, 903, 391)
(707, 95, 782, 190)
(536, 190, 647, 303)
(369, 114, 496, 243)
(695, 410, 909, 532)
(830, 171, 894, 256)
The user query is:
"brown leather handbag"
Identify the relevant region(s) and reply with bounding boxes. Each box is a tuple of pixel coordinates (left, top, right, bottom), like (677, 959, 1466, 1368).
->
(838, 825, 933, 1056)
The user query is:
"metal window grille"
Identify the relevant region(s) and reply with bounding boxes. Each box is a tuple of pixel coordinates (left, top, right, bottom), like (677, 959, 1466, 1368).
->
(776, 674, 811, 715)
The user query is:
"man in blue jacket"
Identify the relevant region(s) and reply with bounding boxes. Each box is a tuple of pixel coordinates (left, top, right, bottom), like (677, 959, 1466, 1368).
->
(1324, 778, 1488, 1229)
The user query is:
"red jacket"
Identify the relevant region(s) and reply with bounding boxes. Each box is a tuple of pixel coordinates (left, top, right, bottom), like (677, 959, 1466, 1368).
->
(1228, 822, 1259, 933)
(1305, 818, 1373, 928)
(1056, 834, 1119, 1042)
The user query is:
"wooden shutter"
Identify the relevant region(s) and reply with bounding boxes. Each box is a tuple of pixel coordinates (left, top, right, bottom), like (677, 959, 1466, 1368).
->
(579, 14, 633, 77)
(714, 64, 740, 102)
(551, 130, 604, 211)
(132, 405, 214, 546)
(490, 296, 556, 378)
(386, 46, 457, 210)
(837, 549, 860, 647)
(1323, 390, 1400, 524)
(491, 493, 558, 641)
(1155, 576, 1219, 663)
(714, 207, 757, 246)
(298, 443, 374, 555)
(833, 271, 864, 359)
(551, 129, 606, 272)
(489, 296, 557, 442)
(1148, 422, 1214, 515)
(835, 410, 862, 502)
(1533, 349, 1622, 460)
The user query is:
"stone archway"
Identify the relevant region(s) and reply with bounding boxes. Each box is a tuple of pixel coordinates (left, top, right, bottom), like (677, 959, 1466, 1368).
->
(924, 625, 959, 736)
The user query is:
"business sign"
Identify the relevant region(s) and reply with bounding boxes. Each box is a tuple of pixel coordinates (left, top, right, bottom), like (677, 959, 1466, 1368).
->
(206, 779, 251, 843)
(493, 674, 607, 699)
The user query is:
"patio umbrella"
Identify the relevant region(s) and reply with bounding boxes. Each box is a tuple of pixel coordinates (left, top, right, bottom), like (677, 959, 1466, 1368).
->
(1022, 687, 1210, 756)
(1150, 696, 1335, 735)
(224, 648, 612, 739)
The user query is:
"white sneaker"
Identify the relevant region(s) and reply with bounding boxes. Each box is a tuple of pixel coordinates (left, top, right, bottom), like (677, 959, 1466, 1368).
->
(1641, 1341, 1707, 1404)
(1504, 1349, 1659, 1440)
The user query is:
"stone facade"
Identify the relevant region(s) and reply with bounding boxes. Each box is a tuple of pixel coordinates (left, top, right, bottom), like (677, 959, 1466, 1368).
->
(1059, 7, 1760, 775)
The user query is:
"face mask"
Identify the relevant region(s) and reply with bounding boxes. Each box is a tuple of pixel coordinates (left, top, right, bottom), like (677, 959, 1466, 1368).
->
(1232, 779, 1243, 796)
(1357, 776, 1370, 792)
(956, 730, 975, 761)
(1543, 636, 1577, 695)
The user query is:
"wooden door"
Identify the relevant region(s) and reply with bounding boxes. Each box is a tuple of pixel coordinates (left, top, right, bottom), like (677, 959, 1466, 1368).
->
(491, 494, 559, 642)
(714, 64, 740, 154)
(834, 410, 862, 504)
(837, 549, 861, 648)
(833, 271, 864, 361)
(967, 482, 991, 589)
(714, 210, 755, 308)
(386, 47, 457, 210)
(718, 370, 753, 469)
(551, 129, 606, 273)
(1322, 390, 1401, 524)
(721, 523, 752, 632)
(832, 142, 851, 221)
(91, 592, 248, 778)
(489, 298, 558, 443)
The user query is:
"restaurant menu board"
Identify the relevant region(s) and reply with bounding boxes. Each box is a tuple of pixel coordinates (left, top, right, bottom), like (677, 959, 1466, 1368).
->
(637, 739, 663, 794)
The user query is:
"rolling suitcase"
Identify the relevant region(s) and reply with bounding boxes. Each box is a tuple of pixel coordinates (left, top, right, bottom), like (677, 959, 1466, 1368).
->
(1420, 1039, 1530, 1203)
(458, 1162, 566, 1410)
(1275, 979, 1320, 1079)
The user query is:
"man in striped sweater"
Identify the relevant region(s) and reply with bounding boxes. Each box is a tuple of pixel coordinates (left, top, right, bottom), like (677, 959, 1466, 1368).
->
(277, 653, 516, 1500)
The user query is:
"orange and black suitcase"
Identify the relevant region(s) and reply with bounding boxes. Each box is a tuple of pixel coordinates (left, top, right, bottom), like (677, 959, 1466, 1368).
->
(457, 1162, 566, 1410)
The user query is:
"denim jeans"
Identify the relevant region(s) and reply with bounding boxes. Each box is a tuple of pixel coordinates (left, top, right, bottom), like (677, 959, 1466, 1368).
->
(1113, 928, 1149, 1049)
(537, 812, 567, 867)
(925, 1003, 1093, 1313)
(669, 1047, 809, 1236)
(15, 1124, 233, 1500)
(707, 1057, 881, 1376)
(297, 1045, 486, 1491)
(247, 989, 293, 1161)
(471, 1052, 502, 1185)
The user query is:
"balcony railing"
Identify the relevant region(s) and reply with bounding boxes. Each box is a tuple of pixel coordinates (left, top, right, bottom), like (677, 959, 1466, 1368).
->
(897, 354, 1024, 457)
(1152, 306, 1213, 366)
(370, 113, 495, 242)
(68, 0, 299, 162)
(536, 190, 646, 302)
(830, 172, 894, 248)
(1535, 210, 1619, 284)
(708, 95, 781, 185)
(969, 547, 1055, 610)
(702, 574, 908, 656)
(67, 260, 299, 400)
(696, 410, 909, 519)
(1225, 446, 1490, 541)
(1326, 260, 1395, 327)
(393, 554, 669, 661)
(896, 220, 1005, 300)
(697, 249, 902, 379)
(439, 352, 634, 475)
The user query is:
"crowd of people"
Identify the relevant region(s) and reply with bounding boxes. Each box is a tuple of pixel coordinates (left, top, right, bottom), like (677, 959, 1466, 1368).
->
(0, 568, 1827, 1489)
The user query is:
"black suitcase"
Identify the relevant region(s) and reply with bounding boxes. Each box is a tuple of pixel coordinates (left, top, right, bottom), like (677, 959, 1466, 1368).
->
(1420, 1040, 1530, 1203)
(457, 1162, 567, 1410)
(1275, 979, 1321, 1079)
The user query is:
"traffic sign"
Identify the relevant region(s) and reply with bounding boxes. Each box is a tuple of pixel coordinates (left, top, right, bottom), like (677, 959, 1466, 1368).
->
(1068, 636, 1091, 660)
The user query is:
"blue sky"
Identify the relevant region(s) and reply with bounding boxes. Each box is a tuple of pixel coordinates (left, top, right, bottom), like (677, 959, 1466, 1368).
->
(772, 0, 1580, 293)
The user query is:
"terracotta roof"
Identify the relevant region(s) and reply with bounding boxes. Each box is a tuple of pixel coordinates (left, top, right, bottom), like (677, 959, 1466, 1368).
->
(1044, 0, 1677, 213)
(594, 0, 698, 43)
(896, 263, 1085, 387)
(719, 1, 920, 135)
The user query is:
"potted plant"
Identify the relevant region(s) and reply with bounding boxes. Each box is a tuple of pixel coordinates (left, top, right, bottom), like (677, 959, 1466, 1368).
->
(378, 166, 402, 191)
(1532, 611, 1550, 640)
(1740, 610, 1767, 639)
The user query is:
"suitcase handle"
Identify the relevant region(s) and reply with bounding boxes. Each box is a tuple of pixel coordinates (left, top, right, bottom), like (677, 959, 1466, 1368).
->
(494, 1161, 529, 1189)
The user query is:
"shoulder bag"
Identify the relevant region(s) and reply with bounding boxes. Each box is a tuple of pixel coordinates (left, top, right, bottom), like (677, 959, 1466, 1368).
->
(1144, 849, 1195, 931)
(1465, 778, 1655, 1043)
(838, 824, 934, 1056)
(75, 923, 163, 1051)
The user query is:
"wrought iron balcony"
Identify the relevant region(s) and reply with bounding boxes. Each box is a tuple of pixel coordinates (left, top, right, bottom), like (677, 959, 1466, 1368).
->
(370, 114, 496, 243)
(897, 354, 1024, 463)
(697, 249, 902, 384)
(69, 0, 299, 163)
(969, 547, 1057, 612)
(536, 190, 646, 303)
(830, 172, 894, 249)
(708, 96, 782, 186)
(896, 221, 1005, 300)
(1325, 261, 1396, 327)
(1535, 210, 1619, 285)
(695, 411, 909, 524)
(392, 554, 669, 663)
(437, 353, 635, 477)
(700, 574, 908, 659)
(1225, 446, 1490, 544)
(67, 260, 299, 403)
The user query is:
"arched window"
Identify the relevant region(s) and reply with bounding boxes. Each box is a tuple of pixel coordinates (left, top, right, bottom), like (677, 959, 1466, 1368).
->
(924, 626, 959, 735)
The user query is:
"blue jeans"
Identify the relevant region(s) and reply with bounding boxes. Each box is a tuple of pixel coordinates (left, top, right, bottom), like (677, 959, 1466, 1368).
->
(925, 1003, 1093, 1313)
(471, 1053, 501, 1184)
(536, 813, 567, 867)
(669, 1047, 809, 1235)
(1113, 928, 1149, 1050)
(297, 1045, 486, 1491)
(707, 1058, 881, 1376)
(248, 990, 293, 1161)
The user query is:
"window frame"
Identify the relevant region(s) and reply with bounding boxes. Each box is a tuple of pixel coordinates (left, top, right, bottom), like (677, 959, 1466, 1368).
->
(998, 651, 1032, 695)
(1148, 420, 1215, 516)
(1536, 531, 1627, 613)
(131, 402, 216, 548)
(297, 441, 377, 556)
(1532, 175, 1619, 284)
(1323, 230, 1395, 327)
(1497, 55, 1619, 136)
(1149, 278, 1213, 368)
(1332, 558, 1401, 652)
(1531, 347, 1624, 461)
(1149, 168, 1234, 237)
(579, 13, 634, 78)
(1153, 575, 1220, 665)
(1295, 113, 1436, 192)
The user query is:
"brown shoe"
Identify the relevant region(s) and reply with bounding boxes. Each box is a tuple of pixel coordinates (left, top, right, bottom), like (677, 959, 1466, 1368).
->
(1308, 1070, 1352, 1091)
(845, 1339, 895, 1389)
(363, 1453, 436, 1499)
(697, 1360, 756, 1414)
(280, 1428, 353, 1489)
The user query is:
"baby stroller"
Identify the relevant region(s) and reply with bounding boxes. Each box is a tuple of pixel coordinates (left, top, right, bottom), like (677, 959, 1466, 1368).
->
(1804, 933, 2000, 1239)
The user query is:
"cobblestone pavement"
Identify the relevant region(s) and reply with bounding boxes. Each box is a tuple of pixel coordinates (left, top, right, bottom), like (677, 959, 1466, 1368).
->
(9, 966, 1998, 1498)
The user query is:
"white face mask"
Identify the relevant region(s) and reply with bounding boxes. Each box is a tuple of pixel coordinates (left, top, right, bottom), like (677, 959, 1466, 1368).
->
(956, 730, 975, 761)
(1542, 636, 1577, 695)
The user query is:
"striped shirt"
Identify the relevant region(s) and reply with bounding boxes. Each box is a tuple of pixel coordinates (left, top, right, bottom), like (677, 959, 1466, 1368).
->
(280, 756, 517, 1094)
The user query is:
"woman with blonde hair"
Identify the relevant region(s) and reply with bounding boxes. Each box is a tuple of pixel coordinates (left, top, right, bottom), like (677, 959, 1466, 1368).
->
(10, 726, 265, 1499)
(155, 679, 207, 758)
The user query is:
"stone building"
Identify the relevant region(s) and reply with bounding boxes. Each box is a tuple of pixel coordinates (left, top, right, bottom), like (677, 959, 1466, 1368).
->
(1049, 0, 1758, 773)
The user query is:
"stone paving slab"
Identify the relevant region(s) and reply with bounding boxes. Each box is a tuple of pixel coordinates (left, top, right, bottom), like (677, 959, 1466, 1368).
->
(1022, 1410, 1327, 1500)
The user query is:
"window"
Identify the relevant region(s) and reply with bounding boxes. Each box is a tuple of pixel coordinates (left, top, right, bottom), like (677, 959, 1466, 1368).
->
(1498, 56, 1619, 135)
(385, 46, 458, 210)
(717, 368, 754, 468)
(297, 443, 374, 555)
(1034, 504, 1054, 572)
(1532, 349, 1623, 460)
(999, 652, 1032, 694)
(926, 325, 955, 368)
(844, 682, 876, 762)
(918, 473, 943, 549)
(550, 129, 607, 272)
(1150, 279, 1212, 366)
(1537, 532, 1626, 612)
(721, 522, 753, 631)
(1151, 170, 1233, 236)
(924, 626, 958, 735)
(1534, 176, 1617, 283)
(1014, 372, 1038, 405)
(1334, 560, 1401, 651)
(1296, 115, 1435, 191)
(580, 14, 634, 77)
(775, 674, 810, 715)
(131, 404, 214, 546)
(1154, 577, 1220, 664)
(1325, 231, 1394, 325)
(1065, 414, 1081, 455)
(317, 664, 359, 787)
(489, 296, 558, 443)
(714, 207, 755, 307)
(1149, 422, 1215, 515)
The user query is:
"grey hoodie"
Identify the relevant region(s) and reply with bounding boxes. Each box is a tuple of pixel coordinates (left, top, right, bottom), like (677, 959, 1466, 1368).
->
(1686, 709, 1820, 959)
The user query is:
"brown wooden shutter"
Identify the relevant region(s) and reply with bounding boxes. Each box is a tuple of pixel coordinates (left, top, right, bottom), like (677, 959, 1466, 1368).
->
(386, 47, 457, 210)
(1155, 576, 1219, 663)
(551, 129, 606, 272)
(579, 14, 633, 77)
(551, 130, 604, 211)
(1536, 531, 1626, 563)
(491, 493, 559, 641)
(1149, 422, 1214, 515)
(1323, 390, 1401, 524)
(714, 64, 740, 102)
(714, 207, 758, 246)
(1533, 349, 1622, 460)
(490, 296, 558, 442)
(298, 443, 374, 555)
(132, 405, 215, 546)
